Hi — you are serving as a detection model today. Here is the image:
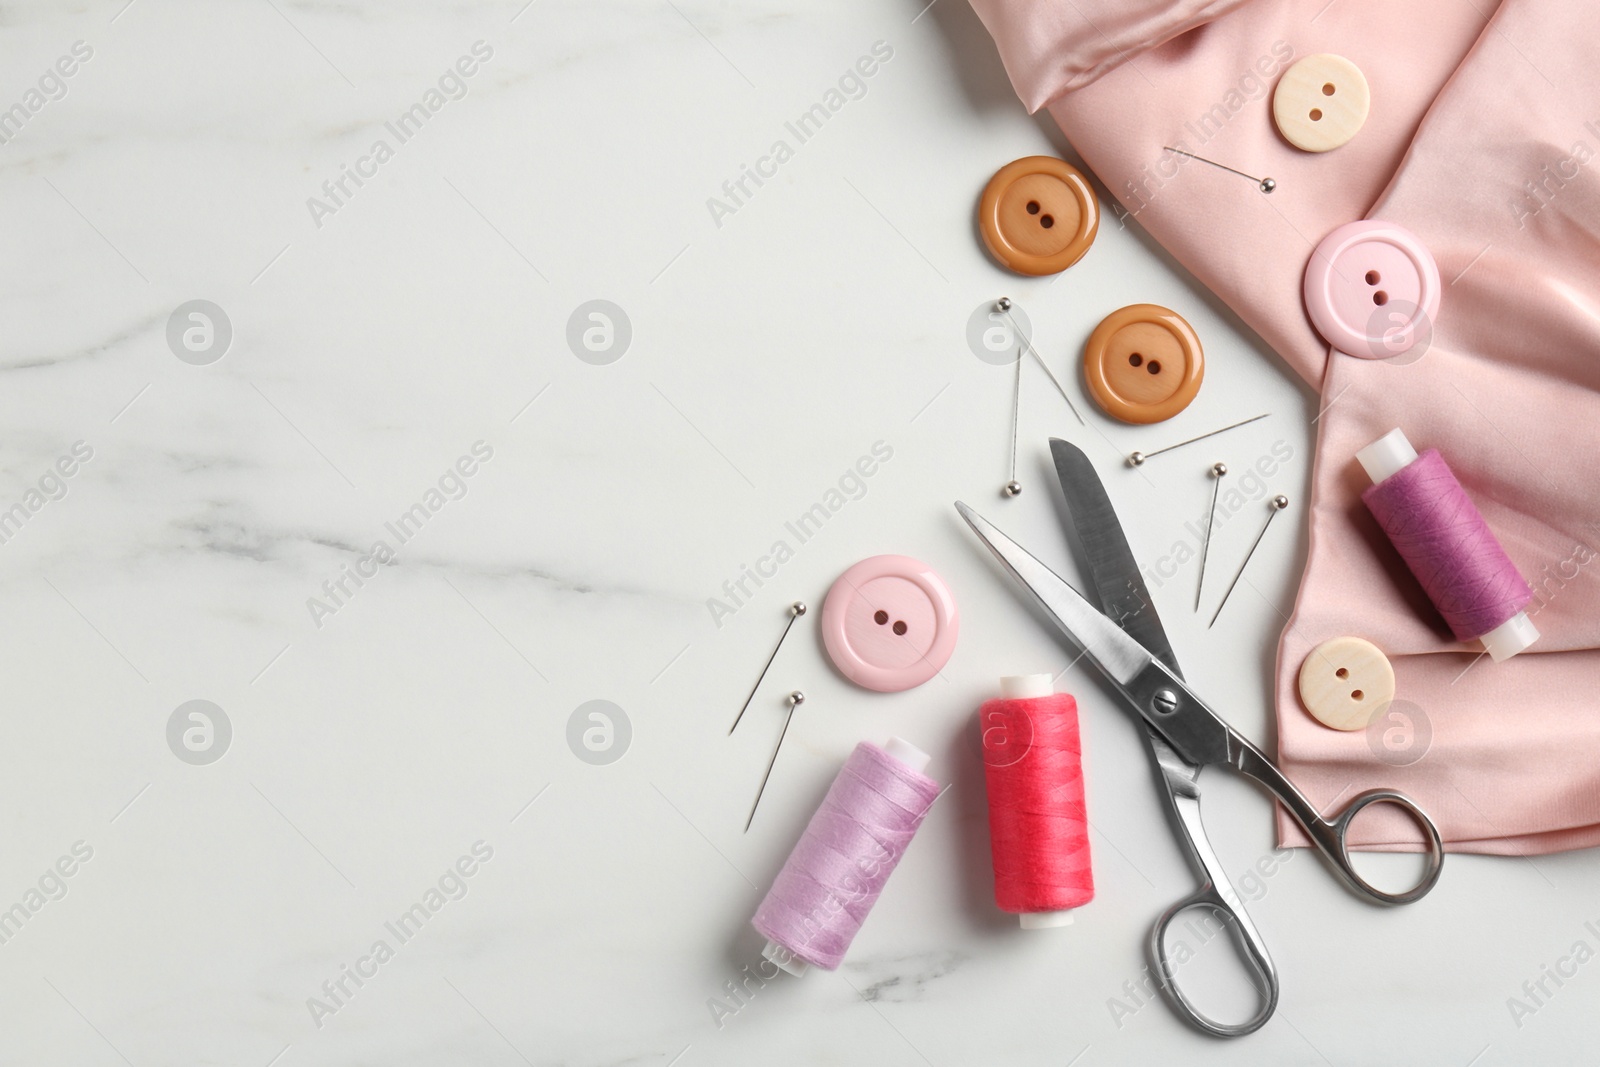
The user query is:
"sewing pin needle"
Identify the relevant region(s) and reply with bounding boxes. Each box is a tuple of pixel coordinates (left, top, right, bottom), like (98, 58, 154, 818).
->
(1209, 495, 1289, 628)
(1163, 146, 1276, 194)
(1128, 413, 1270, 466)
(1196, 462, 1226, 612)
(729, 602, 806, 735)
(997, 297, 1085, 425)
(1004, 344, 1022, 497)
(745, 691, 803, 832)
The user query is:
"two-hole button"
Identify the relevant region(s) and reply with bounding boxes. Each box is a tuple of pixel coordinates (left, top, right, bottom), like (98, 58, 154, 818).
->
(1298, 636, 1396, 731)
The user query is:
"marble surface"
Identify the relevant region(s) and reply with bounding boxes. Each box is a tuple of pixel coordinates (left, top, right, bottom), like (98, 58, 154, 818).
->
(1, 1, 1595, 1064)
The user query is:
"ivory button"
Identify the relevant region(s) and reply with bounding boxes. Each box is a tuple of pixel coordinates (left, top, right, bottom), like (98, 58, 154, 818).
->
(1273, 54, 1370, 153)
(1298, 636, 1395, 731)
(1082, 304, 1204, 424)
(978, 157, 1099, 276)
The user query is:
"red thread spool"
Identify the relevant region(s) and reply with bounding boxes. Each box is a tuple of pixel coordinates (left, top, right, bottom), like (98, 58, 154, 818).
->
(980, 675, 1094, 927)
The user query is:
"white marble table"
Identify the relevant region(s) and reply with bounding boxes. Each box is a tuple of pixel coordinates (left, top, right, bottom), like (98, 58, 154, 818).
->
(1, 1, 1592, 1064)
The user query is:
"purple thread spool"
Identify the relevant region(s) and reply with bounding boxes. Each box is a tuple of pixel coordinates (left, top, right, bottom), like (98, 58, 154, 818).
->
(751, 738, 939, 975)
(1357, 428, 1538, 661)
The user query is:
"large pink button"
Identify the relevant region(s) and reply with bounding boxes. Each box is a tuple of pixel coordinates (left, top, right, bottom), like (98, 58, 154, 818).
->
(821, 555, 959, 692)
(1303, 220, 1440, 359)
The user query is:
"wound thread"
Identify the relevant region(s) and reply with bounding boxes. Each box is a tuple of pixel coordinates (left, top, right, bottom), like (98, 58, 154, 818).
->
(1362, 447, 1532, 642)
(980, 689, 1094, 919)
(751, 740, 939, 971)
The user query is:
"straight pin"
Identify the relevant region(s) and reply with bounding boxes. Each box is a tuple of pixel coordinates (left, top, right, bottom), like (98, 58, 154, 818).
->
(1209, 495, 1289, 628)
(1004, 345, 1022, 497)
(729, 602, 806, 734)
(1196, 462, 1227, 612)
(1128, 413, 1270, 466)
(745, 691, 803, 832)
(997, 297, 1085, 425)
(1163, 146, 1276, 194)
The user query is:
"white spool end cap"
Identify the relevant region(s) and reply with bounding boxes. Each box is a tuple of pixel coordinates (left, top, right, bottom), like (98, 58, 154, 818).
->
(1019, 909, 1075, 929)
(884, 736, 931, 775)
(1480, 610, 1539, 661)
(1000, 674, 1054, 699)
(1356, 428, 1418, 485)
(762, 940, 809, 977)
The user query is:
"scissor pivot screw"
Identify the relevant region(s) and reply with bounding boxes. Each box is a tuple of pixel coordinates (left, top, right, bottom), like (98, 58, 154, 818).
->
(1153, 689, 1179, 715)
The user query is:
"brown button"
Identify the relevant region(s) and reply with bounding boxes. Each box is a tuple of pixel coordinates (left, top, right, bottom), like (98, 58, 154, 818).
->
(978, 157, 1098, 276)
(1298, 636, 1395, 731)
(1082, 304, 1203, 424)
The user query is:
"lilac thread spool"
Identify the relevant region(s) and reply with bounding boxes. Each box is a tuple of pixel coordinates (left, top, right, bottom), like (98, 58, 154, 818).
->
(750, 738, 939, 976)
(1357, 428, 1538, 661)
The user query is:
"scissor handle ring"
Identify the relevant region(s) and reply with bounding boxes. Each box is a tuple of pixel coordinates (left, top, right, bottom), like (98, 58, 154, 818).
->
(1324, 789, 1444, 905)
(1150, 889, 1279, 1039)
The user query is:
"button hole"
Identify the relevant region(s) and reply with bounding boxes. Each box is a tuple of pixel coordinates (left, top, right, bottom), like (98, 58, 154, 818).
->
(1322, 82, 1336, 95)
(1040, 214, 1054, 229)
(892, 620, 907, 636)
(1365, 270, 1380, 285)
(1373, 291, 1388, 306)
(1309, 108, 1323, 121)
(1146, 360, 1161, 375)
(1128, 352, 1143, 367)
(1351, 689, 1365, 701)
(1335, 667, 1349, 679)
(873, 610, 888, 625)
(1026, 200, 1040, 215)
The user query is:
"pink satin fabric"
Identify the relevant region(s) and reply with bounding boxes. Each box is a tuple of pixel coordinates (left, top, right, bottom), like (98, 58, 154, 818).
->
(969, 0, 1600, 854)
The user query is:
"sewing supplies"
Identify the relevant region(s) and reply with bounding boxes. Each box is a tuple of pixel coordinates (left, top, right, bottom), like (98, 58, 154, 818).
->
(978, 157, 1099, 276)
(1161, 146, 1275, 194)
(1303, 220, 1440, 361)
(980, 674, 1093, 927)
(1299, 636, 1396, 731)
(997, 297, 1086, 426)
(1208, 494, 1289, 629)
(746, 691, 805, 832)
(729, 601, 807, 735)
(1195, 462, 1227, 612)
(1005, 344, 1023, 497)
(751, 738, 940, 975)
(1357, 428, 1539, 660)
(821, 555, 959, 692)
(957, 436, 1443, 1036)
(1272, 54, 1370, 153)
(1083, 304, 1204, 424)
(1126, 412, 1270, 467)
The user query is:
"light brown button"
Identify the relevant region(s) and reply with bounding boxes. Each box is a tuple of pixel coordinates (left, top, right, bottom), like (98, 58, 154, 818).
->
(978, 156, 1098, 276)
(1082, 304, 1203, 424)
(1273, 54, 1370, 153)
(1298, 636, 1395, 731)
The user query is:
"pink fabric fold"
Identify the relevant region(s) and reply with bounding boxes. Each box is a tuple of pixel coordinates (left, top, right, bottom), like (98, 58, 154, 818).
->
(972, 0, 1600, 855)
(967, 0, 1255, 110)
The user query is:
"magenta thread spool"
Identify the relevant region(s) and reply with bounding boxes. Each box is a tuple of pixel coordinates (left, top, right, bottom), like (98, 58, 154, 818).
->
(1357, 428, 1538, 661)
(750, 738, 939, 975)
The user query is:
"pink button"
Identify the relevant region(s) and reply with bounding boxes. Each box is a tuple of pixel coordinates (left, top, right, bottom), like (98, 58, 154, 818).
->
(821, 555, 959, 692)
(1303, 220, 1440, 359)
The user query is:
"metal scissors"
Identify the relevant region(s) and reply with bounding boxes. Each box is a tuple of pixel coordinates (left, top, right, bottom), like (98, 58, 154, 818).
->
(956, 438, 1443, 1037)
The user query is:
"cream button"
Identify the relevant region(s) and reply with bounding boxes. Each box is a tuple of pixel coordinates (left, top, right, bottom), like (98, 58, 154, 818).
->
(1273, 54, 1370, 153)
(1297, 636, 1395, 731)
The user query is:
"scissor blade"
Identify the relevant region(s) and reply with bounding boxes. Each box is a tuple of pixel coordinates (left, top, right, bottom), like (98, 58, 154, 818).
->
(1049, 438, 1182, 680)
(955, 501, 1156, 687)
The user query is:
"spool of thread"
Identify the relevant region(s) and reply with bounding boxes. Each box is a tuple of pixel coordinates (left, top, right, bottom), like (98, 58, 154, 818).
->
(1357, 428, 1538, 661)
(750, 737, 939, 975)
(979, 675, 1093, 928)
